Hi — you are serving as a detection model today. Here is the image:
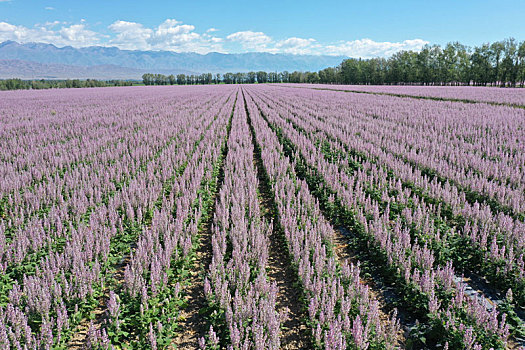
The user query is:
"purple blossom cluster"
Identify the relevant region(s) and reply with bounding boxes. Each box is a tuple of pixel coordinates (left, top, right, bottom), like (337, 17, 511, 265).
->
(0, 85, 237, 348)
(244, 90, 401, 349)
(253, 85, 525, 290)
(203, 95, 281, 349)
(245, 85, 519, 348)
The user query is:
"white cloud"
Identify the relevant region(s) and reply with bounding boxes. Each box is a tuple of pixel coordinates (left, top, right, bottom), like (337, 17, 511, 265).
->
(107, 18, 224, 53)
(108, 20, 148, 33)
(0, 18, 429, 57)
(227, 31, 271, 44)
(0, 21, 101, 46)
(44, 6, 54, 10)
(108, 20, 152, 50)
(155, 19, 185, 34)
(226, 30, 272, 51)
(59, 24, 99, 45)
(207, 36, 222, 43)
(0, 22, 47, 43)
(325, 38, 428, 58)
(44, 21, 61, 27)
(0, 22, 18, 34)
(152, 20, 198, 46)
(275, 37, 318, 55)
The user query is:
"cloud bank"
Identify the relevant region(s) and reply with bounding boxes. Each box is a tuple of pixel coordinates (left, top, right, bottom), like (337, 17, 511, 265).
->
(0, 18, 429, 57)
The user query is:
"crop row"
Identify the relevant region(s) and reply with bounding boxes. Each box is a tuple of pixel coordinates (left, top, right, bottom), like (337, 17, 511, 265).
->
(253, 85, 525, 308)
(282, 84, 525, 107)
(243, 88, 400, 349)
(244, 85, 520, 349)
(0, 86, 237, 348)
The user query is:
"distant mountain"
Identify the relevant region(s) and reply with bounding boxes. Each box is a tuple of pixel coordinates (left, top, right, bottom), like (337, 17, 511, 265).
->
(0, 59, 168, 80)
(0, 41, 345, 78)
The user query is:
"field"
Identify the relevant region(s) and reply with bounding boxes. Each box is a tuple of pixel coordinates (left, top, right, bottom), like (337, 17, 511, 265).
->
(285, 84, 525, 106)
(0, 84, 524, 350)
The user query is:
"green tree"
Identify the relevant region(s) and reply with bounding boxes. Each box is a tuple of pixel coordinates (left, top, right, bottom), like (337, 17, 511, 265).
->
(256, 71, 268, 83)
(501, 38, 518, 86)
(247, 72, 256, 84)
(176, 74, 186, 85)
(518, 41, 525, 86)
(490, 41, 505, 86)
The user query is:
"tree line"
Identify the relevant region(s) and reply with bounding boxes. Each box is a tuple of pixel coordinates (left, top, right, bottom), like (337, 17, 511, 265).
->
(0, 78, 134, 91)
(323, 38, 525, 86)
(141, 71, 286, 85)
(143, 38, 525, 87)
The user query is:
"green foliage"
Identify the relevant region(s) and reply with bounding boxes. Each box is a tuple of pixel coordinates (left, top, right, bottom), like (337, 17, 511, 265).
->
(0, 78, 133, 91)
(332, 38, 525, 87)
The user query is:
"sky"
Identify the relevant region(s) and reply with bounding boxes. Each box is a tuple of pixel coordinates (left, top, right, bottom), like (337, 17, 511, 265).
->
(0, 0, 524, 57)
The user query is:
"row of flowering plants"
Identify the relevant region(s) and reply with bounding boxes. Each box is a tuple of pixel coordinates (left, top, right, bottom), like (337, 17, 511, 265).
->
(253, 86, 525, 312)
(201, 94, 281, 349)
(271, 84, 525, 219)
(87, 89, 237, 349)
(0, 85, 236, 348)
(254, 86, 525, 342)
(284, 83, 525, 107)
(244, 89, 401, 350)
(0, 87, 228, 273)
(244, 85, 514, 349)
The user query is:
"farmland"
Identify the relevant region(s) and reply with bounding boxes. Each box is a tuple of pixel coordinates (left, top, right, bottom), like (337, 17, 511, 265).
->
(0, 84, 524, 350)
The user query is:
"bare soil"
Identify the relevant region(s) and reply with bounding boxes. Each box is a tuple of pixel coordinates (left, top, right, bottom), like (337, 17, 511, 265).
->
(171, 233, 214, 349)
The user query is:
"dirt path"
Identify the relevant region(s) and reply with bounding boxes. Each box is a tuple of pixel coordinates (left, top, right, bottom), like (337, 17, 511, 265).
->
(68, 248, 135, 349)
(171, 230, 215, 349)
(332, 227, 407, 347)
(253, 148, 311, 349)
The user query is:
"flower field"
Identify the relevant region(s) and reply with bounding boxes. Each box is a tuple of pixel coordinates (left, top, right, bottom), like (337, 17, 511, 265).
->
(284, 84, 525, 107)
(0, 85, 524, 349)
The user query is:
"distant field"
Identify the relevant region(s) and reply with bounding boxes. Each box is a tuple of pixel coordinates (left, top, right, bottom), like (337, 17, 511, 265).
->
(0, 85, 524, 349)
(284, 83, 525, 106)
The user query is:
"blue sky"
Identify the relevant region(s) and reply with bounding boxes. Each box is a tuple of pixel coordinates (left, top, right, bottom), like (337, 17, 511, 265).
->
(1, 0, 524, 56)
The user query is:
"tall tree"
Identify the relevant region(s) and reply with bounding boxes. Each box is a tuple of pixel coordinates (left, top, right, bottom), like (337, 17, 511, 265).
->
(491, 41, 505, 86)
(256, 71, 268, 83)
(501, 38, 518, 86)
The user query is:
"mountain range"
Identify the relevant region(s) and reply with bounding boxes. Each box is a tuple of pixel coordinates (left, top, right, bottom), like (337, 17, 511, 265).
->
(0, 41, 346, 80)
